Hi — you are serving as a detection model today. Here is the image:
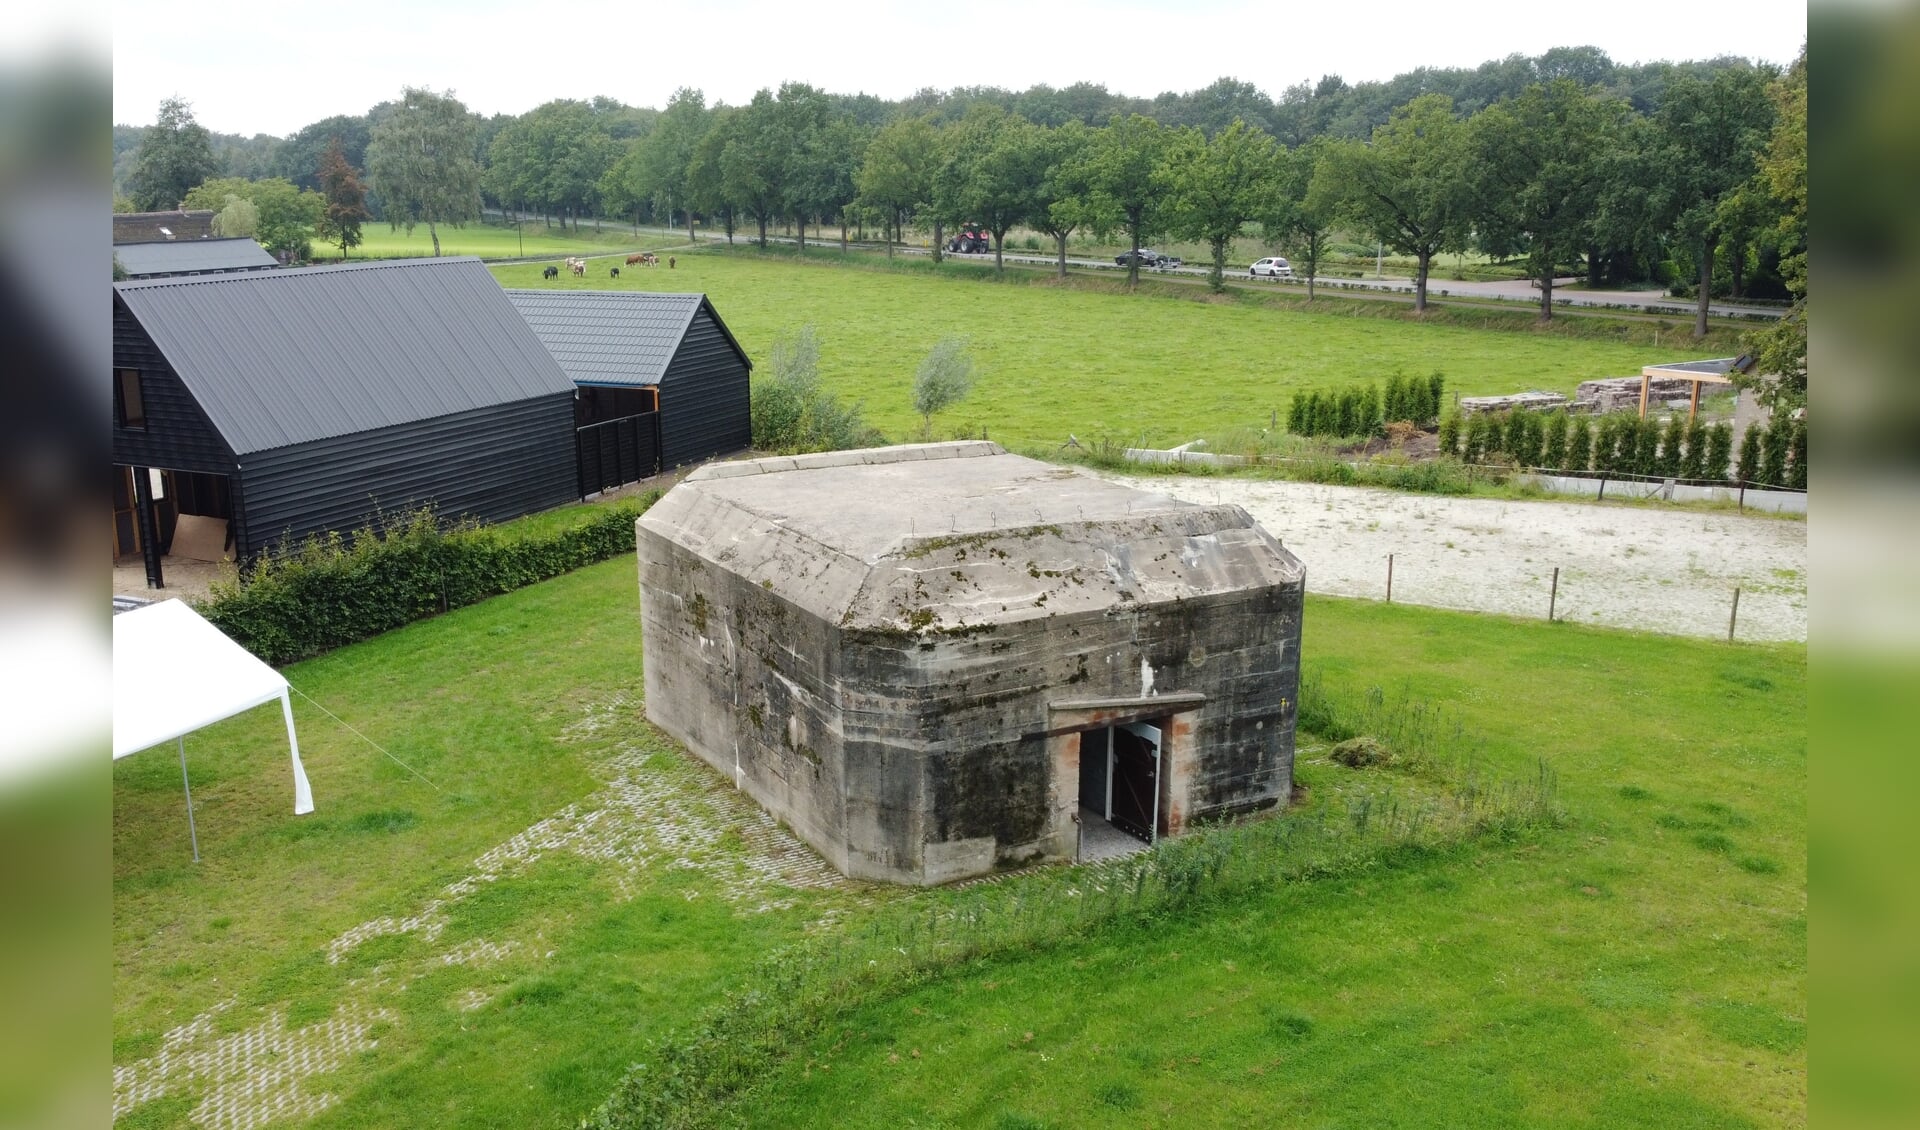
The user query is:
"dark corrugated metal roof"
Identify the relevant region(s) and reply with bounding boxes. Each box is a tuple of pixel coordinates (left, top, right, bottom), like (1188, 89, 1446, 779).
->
(114, 257, 577, 456)
(505, 290, 752, 387)
(113, 237, 279, 277)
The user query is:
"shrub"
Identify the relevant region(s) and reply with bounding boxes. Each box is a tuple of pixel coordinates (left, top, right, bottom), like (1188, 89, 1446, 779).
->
(1759, 416, 1792, 487)
(1788, 419, 1807, 489)
(200, 498, 657, 665)
(1481, 412, 1506, 460)
(1436, 411, 1462, 457)
(1286, 392, 1308, 435)
(911, 336, 978, 440)
(1539, 411, 1567, 470)
(1631, 416, 1662, 477)
(1358, 384, 1382, 436)
(1655, 415, 1685, 478)
(1737, 424, 1764, 484)
(752, 324, 884, 453)
(1461, 413, 1489, 464)
(1565, 415, 1593, 472)
(1509, 408, 1543, 469)
(1424, 371, 1446, 427)
(1706, 422, 1735, 482)
(1679, 416, 1708, 480)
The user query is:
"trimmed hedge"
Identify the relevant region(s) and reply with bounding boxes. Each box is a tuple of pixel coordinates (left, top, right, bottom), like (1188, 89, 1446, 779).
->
(200, 496, 658, 665)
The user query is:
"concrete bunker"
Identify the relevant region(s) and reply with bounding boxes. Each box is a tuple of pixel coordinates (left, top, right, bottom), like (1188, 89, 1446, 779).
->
(635, 442, 1306, 885)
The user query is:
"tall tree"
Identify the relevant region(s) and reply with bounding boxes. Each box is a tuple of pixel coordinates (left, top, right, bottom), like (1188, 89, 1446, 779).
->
(315, 138, 371, 260)
(932, 105, 1048, 274)
(1082, 114, 1173, 290)
(686, 108, 741, 244)
(1653, 66, 1777, 337)
(1265, 138, 1340, 300)
(721, 89, 789, 248)
(1469, 80, 1629, 320)
(366, 87, 482, 257)
(270, 114, 373, 193)
(856, 117, 938, 258)
(1738, 47, 1807, 411)
(1031, 121, 1094, 277)
(126, 97, 219, 211)
(1315, 94, 1472, 310)
(772, 83, 833, 250)
(1162, 120, 1283, 292)
(644, 88, 712, 241)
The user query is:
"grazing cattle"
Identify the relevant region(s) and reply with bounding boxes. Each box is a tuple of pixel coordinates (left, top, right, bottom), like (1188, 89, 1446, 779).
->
(542, 265, 559, 280)
(639, 252, 659, 267)
(626, 253, 646, 266)
(668, 256, 676, 269)
(610, 266, 620, 278)
(569, 257, 586, 277)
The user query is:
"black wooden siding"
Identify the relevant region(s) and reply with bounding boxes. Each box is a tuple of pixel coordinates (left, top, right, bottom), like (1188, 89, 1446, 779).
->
(111, 297, 237, 475)
(234, 394, 578, 558)
(658, 307, 752, 468)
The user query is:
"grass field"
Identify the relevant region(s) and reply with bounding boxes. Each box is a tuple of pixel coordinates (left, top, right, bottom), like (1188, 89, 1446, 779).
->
(328, 218, 655, 261)
(489, 248, 1722, 450)
(112, 545, 1804, 1128)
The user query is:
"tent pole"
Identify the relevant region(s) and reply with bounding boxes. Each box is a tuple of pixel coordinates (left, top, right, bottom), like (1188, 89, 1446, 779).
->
(179, 737, 200, 863)
(282, 691, 314, 815)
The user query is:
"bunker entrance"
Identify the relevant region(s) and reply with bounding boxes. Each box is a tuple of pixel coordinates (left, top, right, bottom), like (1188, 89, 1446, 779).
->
(1076, 721, 1164, 859)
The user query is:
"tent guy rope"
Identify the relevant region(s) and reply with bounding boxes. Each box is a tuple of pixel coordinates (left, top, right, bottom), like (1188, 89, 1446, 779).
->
(290, 685, 444, 794)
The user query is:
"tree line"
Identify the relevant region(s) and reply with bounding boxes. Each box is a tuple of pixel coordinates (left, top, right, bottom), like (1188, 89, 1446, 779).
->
(115, 45, 1806, 368)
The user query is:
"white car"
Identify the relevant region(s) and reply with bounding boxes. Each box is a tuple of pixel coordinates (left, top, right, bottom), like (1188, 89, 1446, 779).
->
(1250, 256, 1294, 279)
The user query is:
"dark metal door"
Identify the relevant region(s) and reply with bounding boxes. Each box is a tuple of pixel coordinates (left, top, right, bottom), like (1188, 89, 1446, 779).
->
(1108, 722, 1161, 842)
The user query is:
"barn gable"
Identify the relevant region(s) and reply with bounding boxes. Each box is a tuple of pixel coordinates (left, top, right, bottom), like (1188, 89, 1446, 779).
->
(507, 290, 753, 472)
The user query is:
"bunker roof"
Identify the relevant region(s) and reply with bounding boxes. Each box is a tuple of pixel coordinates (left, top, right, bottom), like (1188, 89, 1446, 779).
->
(640, 442, 1303, 632)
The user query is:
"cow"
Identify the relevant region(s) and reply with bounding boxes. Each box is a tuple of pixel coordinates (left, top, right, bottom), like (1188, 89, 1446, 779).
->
(668, 256, 676, 269)
(610, 266, 620, 278)
(626, 252, 646, 266)
(639, 252, 659, 267)
(542, 265, 559, 280)
(569, 258, 585, 277)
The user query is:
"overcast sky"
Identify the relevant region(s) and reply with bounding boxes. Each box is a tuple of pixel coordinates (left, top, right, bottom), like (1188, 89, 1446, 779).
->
(111, 0, 1807, 136)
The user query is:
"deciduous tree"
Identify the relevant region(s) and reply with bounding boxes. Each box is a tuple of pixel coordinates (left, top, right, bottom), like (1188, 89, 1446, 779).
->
(1469, 80, 1629, 320)
(127, 97, 218, 211)
(183, 177, 323, 259)
(1265, 139, 1340, 300)
(367, 87, 483, 257)
(1161, 120, 1283, 292)
(932, 106, 1049, 274)
(316, 138, 371, 260)
(1316, 95, 1472, 310)
(1652, 66, 1777, 337)
(1082, 114, 1172, 290)
(856, 117, 938, 257)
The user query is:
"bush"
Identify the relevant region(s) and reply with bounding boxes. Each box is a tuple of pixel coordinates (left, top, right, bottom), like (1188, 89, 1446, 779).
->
(1679, 416, 1708, 480)
(1759, 416, 1792, 487)
(1565, 416, 1593, 473)
(1540, 411, 1568, 470)
(1461, 413, 1489, 464)
(1508, 408, 1543, 469)
(751, 324, 884, 453)
(1738, 424, 1764, 484)
(1436, 411, 1462, 457)
(1631, 416, 1662, 477)
(200, 498, 656, 665)
(1424, 371, 1446, 428)
(1655, 415, 1685, 478)
(911, 336, 978, 440)
(1706, 422, 1735, 482)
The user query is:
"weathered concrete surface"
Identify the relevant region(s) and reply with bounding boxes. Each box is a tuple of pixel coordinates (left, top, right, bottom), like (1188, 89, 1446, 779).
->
(637, 442, 1305, 885)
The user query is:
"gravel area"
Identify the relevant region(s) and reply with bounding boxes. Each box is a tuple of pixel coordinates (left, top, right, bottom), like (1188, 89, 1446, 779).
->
(1098, 474, 1807, 642)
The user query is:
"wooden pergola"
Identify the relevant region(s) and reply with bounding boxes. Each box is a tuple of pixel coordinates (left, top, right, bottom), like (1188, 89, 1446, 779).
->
(1638, 357, 1751, 421)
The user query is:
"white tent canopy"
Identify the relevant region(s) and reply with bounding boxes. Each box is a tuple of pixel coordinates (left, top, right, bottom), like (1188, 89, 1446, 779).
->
(113, 600, 313, 857)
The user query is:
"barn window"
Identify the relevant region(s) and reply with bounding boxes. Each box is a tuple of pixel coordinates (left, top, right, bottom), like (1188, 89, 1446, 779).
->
(115, 369, 147, 430)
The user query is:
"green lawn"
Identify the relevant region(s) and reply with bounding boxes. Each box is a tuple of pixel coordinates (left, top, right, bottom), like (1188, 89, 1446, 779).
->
(489, 248, 1720, 449)
(329, 219, 662, 261)
(731, 599, 1807, 1128)
(113, 551, 1803, 1128)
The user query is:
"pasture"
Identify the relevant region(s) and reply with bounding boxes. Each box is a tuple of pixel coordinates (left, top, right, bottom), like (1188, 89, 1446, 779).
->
(489, 249, 1721, 450)
(328, 218, 647, 261)
(112, 538, 1804, 1128)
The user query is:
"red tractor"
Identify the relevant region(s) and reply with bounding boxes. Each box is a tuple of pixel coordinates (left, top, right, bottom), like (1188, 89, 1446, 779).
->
(945, 223, 991, 254)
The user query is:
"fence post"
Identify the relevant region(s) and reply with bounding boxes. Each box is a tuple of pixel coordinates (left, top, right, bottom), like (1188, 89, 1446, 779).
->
(1597, 474, 1607, 501)
(1549, 567, 1559, 622)
(1727, 587, 1741, 642)
(1386, 554, 1394, 603)
(1738, 480, 1747, 511)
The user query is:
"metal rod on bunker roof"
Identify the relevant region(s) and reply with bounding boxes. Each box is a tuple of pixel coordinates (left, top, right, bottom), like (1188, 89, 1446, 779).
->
(1549, 566, 1560, 622)
(1728, 587, 1741, 642)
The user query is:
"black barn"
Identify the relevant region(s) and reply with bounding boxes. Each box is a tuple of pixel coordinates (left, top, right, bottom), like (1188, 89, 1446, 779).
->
(506, 291, 753, 493)
(113, 257, 579, 585)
